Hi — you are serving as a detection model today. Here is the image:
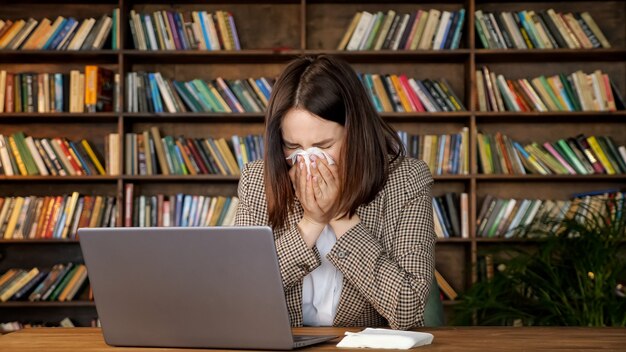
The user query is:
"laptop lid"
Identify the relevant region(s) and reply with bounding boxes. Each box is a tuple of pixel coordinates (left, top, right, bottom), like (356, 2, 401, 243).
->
(78, 226, 296, 350)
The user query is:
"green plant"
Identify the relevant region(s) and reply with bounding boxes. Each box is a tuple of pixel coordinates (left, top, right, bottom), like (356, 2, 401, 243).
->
(455, 196, 626, 326)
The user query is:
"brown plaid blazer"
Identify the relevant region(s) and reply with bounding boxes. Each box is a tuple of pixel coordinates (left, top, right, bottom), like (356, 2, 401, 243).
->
(234, 156, 435, 330)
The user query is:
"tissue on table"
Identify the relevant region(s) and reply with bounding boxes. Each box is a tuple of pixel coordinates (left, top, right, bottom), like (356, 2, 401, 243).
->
(336, 328, 434, 349)
(285, 147, 335, 175)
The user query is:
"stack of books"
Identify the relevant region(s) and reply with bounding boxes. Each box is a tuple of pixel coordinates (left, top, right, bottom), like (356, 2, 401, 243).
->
(432, 192, 469, 239)
(0, 11, 118, 50)
(476, 67, 625, 112)
(0, 193, 117, 240)
(0, 263, 90, 303)
(0, 132, 110, 176)
(124, 128, 263, 176)
(360, 73, 465, 113)
(477, 132, 626, 175)
(338, 9, 465, 50)
(0, 67, 120, 113)
(475, 10, 610, 49)
(398, 128, 469, 175)
(477, 190, 624, 238)
(125, 72, 273, 113)
(124, 186, 238, 228)
(129, 9, 241, 50)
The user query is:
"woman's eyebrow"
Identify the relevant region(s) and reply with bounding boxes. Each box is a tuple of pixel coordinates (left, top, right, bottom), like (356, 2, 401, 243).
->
(283, 138, 333, 146)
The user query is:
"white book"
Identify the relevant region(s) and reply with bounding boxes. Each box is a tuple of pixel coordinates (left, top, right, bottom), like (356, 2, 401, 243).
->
(205, 197, 218, 226)
(358, 12, 379, 50)
(418, 9, 441, 49)
(497, 74, 520, 111)
(92, 16, 112, 50)
(203, 11, 221, 50)
(222, 197, 239, 226)
(40, 138, 66, 176)
(143, 15, 159, 51)
(502, 12, 526, 49)
(68, 18, 95, 50)
(432, 11, 452, 50)
(505, 199, 531, 238)
(25, 137, 48, 176)
(154, 73, 177, 112)
(156, 11, 173, 50)
(408, 79, 437, 112)
(346, 11, 373, 51)
(131, 10, 147, 50)
(390, 13, 409, 50)
(0, 135, 14, 176)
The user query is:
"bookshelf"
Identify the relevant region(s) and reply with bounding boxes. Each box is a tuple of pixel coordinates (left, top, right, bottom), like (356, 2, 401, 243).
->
(1, 0, 625, 327)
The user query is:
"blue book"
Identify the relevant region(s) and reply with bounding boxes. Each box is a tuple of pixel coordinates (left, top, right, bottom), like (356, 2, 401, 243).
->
(432, 199, 449, 238)
(199, 11, 212, 50)
(174, 13, 189, 50)
(231, 135, 244, 170)
(42, 18, 68, 50)
(439, 13, 454, 49)
(256, 78, 271, 100)
(54, 74, 64, 112)
(437, 135, 446, 175)
(364, 74, 383, 112)
(69, 141, 91, 176)
(148, 74, 163, 113)
(175, 193, 184, 226)
(48, 18, 77, 50)
(572, 189, 619, 198)
(172, 81, 199, 112)
(12, 271, 48, 301)
(245, 135, 257, 161)
(216, 197, 232, 225)
(450, 9, 465, 49)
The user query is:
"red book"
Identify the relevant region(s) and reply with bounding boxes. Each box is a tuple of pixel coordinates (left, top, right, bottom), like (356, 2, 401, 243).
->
(54, 138, 83, 175)
(399, 74, 425, 112)
(186, 138, 210, 174)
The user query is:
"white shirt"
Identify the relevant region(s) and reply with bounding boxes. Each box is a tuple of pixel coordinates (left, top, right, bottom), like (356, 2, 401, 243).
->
(301, 224, 344, 326)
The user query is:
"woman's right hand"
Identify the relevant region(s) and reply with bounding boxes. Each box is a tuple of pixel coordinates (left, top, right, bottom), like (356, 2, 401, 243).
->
(289, 156, 328, 248)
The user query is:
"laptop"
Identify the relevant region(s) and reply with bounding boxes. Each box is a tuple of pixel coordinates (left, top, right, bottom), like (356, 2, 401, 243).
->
(78, 226, 338, 350)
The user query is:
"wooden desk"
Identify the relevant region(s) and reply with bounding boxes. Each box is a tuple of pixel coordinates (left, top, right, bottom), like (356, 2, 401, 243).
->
(1, 327, 625, 351)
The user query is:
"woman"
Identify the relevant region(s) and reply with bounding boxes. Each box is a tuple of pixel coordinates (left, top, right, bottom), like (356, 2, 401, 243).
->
(234, 55, 435, 330)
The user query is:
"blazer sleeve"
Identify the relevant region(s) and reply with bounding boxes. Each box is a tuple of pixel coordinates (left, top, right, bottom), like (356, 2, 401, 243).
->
(327, 160, 436, 330)
(234, 162, 322, 290)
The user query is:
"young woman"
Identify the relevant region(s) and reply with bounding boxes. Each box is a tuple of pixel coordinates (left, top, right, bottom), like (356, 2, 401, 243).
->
(234, 55, 435, 330)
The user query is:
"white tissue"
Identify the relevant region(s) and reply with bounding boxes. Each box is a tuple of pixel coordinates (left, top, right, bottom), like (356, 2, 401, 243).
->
(285, 147, 335, 175)
(336, 328, 434, 349)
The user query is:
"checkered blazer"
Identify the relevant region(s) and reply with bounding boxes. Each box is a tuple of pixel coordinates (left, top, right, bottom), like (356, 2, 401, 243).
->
(234, 156, 435, 330)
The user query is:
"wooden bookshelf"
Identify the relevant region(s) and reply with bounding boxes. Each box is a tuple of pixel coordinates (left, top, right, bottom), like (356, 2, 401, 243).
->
(1, 0, 625, 327)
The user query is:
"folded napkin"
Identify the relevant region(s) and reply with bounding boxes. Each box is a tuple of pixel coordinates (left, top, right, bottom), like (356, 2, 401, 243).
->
(285, 147, 335, 175)
(336, 328, 434, 349)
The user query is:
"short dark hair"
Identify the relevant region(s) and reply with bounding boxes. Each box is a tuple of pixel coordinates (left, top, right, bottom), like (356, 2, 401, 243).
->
(264, 55, 405, 230)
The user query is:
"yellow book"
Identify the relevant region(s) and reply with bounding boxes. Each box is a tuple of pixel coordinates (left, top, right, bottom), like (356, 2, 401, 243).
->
(175, 139, 197, 175)
(216, 11, 232, 50)
(530, 78, 559, 111)
(209, 196, 226, 226)
(435, 270, 458, 300)
(240, 139, 249, 165)
(84, 66, 98, 112)
(207, 82, 232, 112)
(35, 16, 65, 50)
(0, 20, 26, 49)
(0, 267, 38, 302)
(337, 12, 362, 50)
(216, 138, 240, 175)
(587, 136, 616, 175)
(88, 196, 104, 227)
(8, 136, 28, 176)
(58, 265, 86, 302)
(203, 140, 228, 175)
(476, 133, 491, 174)
(81, 139, 106, 175)
(371, 74, 393, 112)
(204, 197, 218, 226)
(0, 269, 17, 288)
(4, 197, 24, 239)
(390, 75, 413, 112)
(61, 192, 80, 239)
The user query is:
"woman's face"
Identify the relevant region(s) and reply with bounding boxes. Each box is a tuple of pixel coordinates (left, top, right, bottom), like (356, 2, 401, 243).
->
(281, 107, 345, 166)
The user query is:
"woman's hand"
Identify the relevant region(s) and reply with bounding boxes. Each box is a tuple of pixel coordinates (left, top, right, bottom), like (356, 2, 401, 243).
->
(289, 154, 340, 220)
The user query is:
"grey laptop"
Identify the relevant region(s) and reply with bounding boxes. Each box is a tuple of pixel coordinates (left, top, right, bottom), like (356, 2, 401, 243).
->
(78, 226, 338, 350)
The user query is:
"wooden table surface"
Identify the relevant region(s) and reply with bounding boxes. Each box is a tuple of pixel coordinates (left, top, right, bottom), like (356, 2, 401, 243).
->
(1, 326, 625, 351)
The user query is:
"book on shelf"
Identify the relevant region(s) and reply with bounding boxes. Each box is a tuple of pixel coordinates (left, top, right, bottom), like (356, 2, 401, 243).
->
(475, 66, 625, 112)
(0, 263, 90, 303)
(129, 9, 241, 51)
(476, 132, 626, 175)
(398, 128, 469, 176)
(0, 193, 117, 240)
(476, 190, 624, 238)
(0, 317, 98, 333)
(0, 10, 118, 51)
(474, 10, 610, 50)
(0, 67, 120, 113)
(0, 132, 114, 176)
(338, 9, 465, 51)
(124, 128, 263, 176)
(432, 192, 469, 239)
(359, 73, 466, 113)
(124, 184, 238, 227)
(125, 72, 273, 113)
(435, 269, 458, 301)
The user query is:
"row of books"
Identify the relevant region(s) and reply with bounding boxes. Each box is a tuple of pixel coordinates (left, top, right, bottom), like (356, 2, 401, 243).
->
(361, 74, 465, 113)
(338, 9, 465, 51)
(1, 317, 88, 333)
(476, 67, 626, 112)
(398, 128, 469, 175)
(0, 11, 118, 51)
(0, 263, 90, 303)
(433, 192, 469, 239)
(130, 10, 240, 51)
(476, 190, 624, 238)
(0, 194, 117, 240)
(124, 186, 238, 227)
(0, 133, 109, 176)
(475, 10, 610, 50)
(124, 129, 263, 176)
(0, 67, 119, 113)
(477, 132, 626, 175)
(125, 72, 273, 113)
